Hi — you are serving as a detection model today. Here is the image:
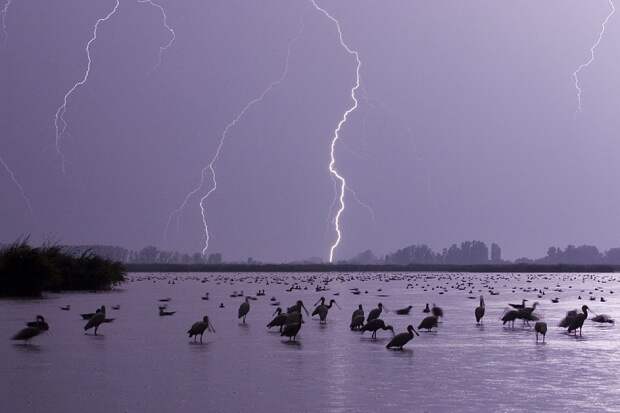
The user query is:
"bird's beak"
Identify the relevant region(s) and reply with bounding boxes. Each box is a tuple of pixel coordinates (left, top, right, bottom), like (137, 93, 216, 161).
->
(334, 301, 341, 310)
(302, 304, 309, 316)
(314, 298, 321, 306)
(273, 308, 279, 316)
(413, 328, 420, 336)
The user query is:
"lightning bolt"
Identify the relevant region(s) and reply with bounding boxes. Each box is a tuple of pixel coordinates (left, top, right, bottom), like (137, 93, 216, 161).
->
(165, 15, 306, 253)
(309, 0, 361, 263)
(138, 0, 175, 73)
(0, 0, 12, 43)
(54, 0, 120, 174)
(0, 155, 33, 214)
(573, 0, 615, 113)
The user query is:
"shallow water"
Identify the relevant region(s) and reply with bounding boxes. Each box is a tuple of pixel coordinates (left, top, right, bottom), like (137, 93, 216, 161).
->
(2, 272, 620, 412)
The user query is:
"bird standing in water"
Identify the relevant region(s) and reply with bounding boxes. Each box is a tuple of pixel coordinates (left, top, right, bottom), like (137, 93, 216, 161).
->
(361, 318, 394, 339)
(267, 307, 288, 332)
(534, 322, 547, 342)
(367, 303, 385, 322)
(188, 316, 215, 343)
(418, 315, 438, 332)
(238, 297, 251, 324)
(386, 325, 419, 350)
(475, 296, 485, 325)
(313, 299, 340, 323)
(84, 306, 107, 335)
(13, 315, 49, 344)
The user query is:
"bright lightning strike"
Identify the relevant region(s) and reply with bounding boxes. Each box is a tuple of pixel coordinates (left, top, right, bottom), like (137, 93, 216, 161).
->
(138, 0, 175, 73)
(165, 16, 306, 254)
(0, 155, 33, 213)
(54, 0, 120, 174)
(0, 0, 12, 43)
(573, 0, 615, 113)
(310, 0, 361, 263)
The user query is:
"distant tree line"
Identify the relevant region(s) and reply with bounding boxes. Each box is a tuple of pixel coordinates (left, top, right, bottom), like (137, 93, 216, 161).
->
(516, 245, 620, 265)
(0, 240, 125, 297)
(62, 245, 223, 265)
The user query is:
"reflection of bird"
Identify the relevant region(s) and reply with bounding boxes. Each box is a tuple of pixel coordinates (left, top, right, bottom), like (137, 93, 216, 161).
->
(361, 318, 394, 339)
(238, 297, 251, 324)
(386, 325, 419, 350)
(267, 307, 288, 331)
(84, 306, 106, 335)
(13, 315, 49, 343)
(396, 306, 413, 315)
(475, 296, 485, 325)
(418, 315, 438, 332)
(534, 322, 547, 342)
(367, 303, 385, 322)
(187, 316, 214, 343)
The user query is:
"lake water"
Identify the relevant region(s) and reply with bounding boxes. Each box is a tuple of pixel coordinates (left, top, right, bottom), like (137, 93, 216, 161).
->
(2, 272, 620, 412)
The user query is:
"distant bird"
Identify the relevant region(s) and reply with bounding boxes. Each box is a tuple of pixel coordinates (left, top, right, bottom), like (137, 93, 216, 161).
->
(396, 305, 413, 315)
(158, 297, 171, 302)
(509, 299, 527, 310)
(386, 325, 419, 350)
(367, 303, 385, 322)
(267, 307, 288, 332)
(501, 309, 520, 328)
(187, 315, 215, 343)
(60, 305, 70, 311)
(534, 322, 547, 342)
(418, 315, 438, 332)
(159, 307, 175, 316)
(84, 306, 106, 335)
(422, 303, 430, 313)
(475, 296, 485, 325)
(14, 315, 49, 343)
(238, 297, 251, 324)
(312, 299, 340, 323)
(111, 305, 120, 310)
(361, 318, 394, 339)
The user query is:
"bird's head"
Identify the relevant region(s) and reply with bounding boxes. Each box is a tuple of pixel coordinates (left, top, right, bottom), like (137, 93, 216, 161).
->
(274, 307, 282, 316)
(407, 325, 419, 336)
(582, 305, 590, 312)
(386, 325, 395, 335)
(358, 304, 363, 310)
(314, 297, 325, 306)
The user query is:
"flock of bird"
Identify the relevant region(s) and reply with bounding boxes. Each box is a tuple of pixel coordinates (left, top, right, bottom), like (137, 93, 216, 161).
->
(10, 272, 617, 350)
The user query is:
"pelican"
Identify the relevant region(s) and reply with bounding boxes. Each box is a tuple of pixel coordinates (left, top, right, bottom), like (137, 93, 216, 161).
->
(361, 318, 394, 339)
(367, 303, 386, 322)
(386, 325, 419, 350)
(501, 309, 519, 328)
(418, 315, 438, 332)
(84, 306, 106, 335)
(475, 296, 485, 325)
(350, 314, 365, 330)
(431, 304, 443, 319)
(396, 306, 413, 315)
(534, 322, 547, 342)
(238, 297, 251, 324)
(313, 299, 340, 323)
(13, 316, 49, 343)
(281, 308, 305, 342)
(187, 316, 215, 343)
(287, 300, 309, 316)
(351, 304, 364, 324)
(267, 307, 288, 332)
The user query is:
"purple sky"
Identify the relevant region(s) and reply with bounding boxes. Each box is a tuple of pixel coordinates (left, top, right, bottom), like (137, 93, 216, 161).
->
(2, 0, 620, 262)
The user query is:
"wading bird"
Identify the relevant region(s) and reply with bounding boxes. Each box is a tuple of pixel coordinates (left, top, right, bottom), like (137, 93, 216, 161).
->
(84, 306, 106, 335)
(267, 307, 288, 332)
(238, 297, 251, 324)
(351, 304, 364, 323)
(386, 325, 419, 350)
(396, 306, 413, 315)
(431, 304, 444, 319)
(187, 315, 214, 343)
(313, 299, 340, 323)
(560, 305, 590, 337)
(367, 303, 386, 322)
(509, 299, 527, 310)
(534, 321, 547, 342)
(361, 318, 394, 339)
(475, 296, 485, 325)
(501, 309, 520, 328)
(418, 315, 438, 332)
(13, 316, 49, 343)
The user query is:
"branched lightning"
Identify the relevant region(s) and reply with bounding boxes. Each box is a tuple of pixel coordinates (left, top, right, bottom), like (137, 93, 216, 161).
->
(165, 16, 306, 253)
(54, 0, 120, 174)
(0, 155, 33, 213)
(138, 0, 175, 73)
(0, 0, 12, 43)
(573, 0, 615, 113)
(310, 0, 361, 263)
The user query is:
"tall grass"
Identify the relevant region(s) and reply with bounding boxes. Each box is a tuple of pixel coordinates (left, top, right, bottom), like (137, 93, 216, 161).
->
(0, 239, 125, 297)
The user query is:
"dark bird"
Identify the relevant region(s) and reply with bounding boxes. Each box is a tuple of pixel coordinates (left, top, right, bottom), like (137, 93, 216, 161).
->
(501, 309, 520, 328)
(396, 305, 413, 315)
(591, 314, 614, 324)
(386, 325, 419, 350)
(475, 296, 485, 325)
(534, 322, 547, 342)
(351, 304, 364, 323)
(60, 305, 70, 311)
(187, 315, 215, 343)
(313, 299, 340, 323)
(418, 315, 438, 332)
(560, 305, 590, 336)
(287, 300, 309, 316)
(431, 304, 443, 319)
(367, 303, 385, 322)
(350, 314, 365, 331)
(84, 306, 107, 335)
(361, 318, 394, 339)
(13, 315, 49, 343)
(238, 297, 251, 324)
(281, 308, 305, 342)
(267, 307, 288, 331)
(509, 299, 528, 310)
(422, 303, 430, 313)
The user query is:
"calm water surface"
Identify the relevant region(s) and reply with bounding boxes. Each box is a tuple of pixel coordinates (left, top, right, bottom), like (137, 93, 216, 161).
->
(2, 272, 620, 412)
